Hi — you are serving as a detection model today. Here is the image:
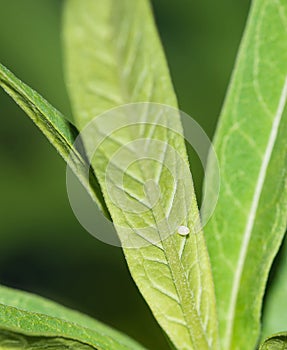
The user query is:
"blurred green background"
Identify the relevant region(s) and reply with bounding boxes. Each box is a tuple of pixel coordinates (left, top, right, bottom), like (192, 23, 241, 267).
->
(0, 1, 250, 348)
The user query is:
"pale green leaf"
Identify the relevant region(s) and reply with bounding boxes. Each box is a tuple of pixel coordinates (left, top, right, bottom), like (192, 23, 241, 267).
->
(204, 0, 287, 349)
(0, 285, 146, 350)
(260, 333, 287, 350)
(0, 62, 109, 217)
(63, 0, 219, 349)
(261, 236, 287, 340)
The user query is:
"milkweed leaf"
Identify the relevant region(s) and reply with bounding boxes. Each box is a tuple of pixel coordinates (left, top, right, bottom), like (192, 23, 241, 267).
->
(204, 0, 287, 348)
(0, 62, 109, 217)
(0, 285, 146, 350)
(63, 0, 219, 349)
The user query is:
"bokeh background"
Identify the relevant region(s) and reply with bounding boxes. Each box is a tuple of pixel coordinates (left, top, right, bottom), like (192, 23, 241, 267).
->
(0, 1, 250, 348)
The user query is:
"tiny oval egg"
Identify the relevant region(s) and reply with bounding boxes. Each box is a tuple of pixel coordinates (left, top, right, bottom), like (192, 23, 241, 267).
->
(177, 226, 190, 236)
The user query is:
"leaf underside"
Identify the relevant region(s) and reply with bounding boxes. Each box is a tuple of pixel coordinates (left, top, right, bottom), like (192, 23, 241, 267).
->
(63, 0, 219, 349)
(204, 0, 287, 349)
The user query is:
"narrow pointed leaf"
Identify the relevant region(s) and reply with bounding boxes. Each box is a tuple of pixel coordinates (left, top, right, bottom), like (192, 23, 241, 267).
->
(0, 285, 146, 350)
(0, 62, 108, 216)
(63, 0, 219, 349)
(204, 0, 287, 349)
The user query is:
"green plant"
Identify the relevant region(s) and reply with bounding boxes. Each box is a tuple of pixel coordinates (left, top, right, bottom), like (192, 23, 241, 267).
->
(0, 0, 287, 349)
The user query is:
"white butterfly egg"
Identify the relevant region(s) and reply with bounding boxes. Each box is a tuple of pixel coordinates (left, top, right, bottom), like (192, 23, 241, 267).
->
(177, 226, 190, 236)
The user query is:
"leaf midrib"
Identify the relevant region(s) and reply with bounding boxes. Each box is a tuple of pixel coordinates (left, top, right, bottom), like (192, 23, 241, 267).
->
(123, 207, 210, 349)
(162, 236, 209, 349)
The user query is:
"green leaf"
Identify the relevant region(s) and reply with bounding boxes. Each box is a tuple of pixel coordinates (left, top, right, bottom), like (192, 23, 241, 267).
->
(0, 62, 109, 217)
(261, 236, 287, 340)
(204, 0, 287, 349)
(260, 333, 287, 350)
(63, 0, 219, 349)
(0, 285, 146, 350)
